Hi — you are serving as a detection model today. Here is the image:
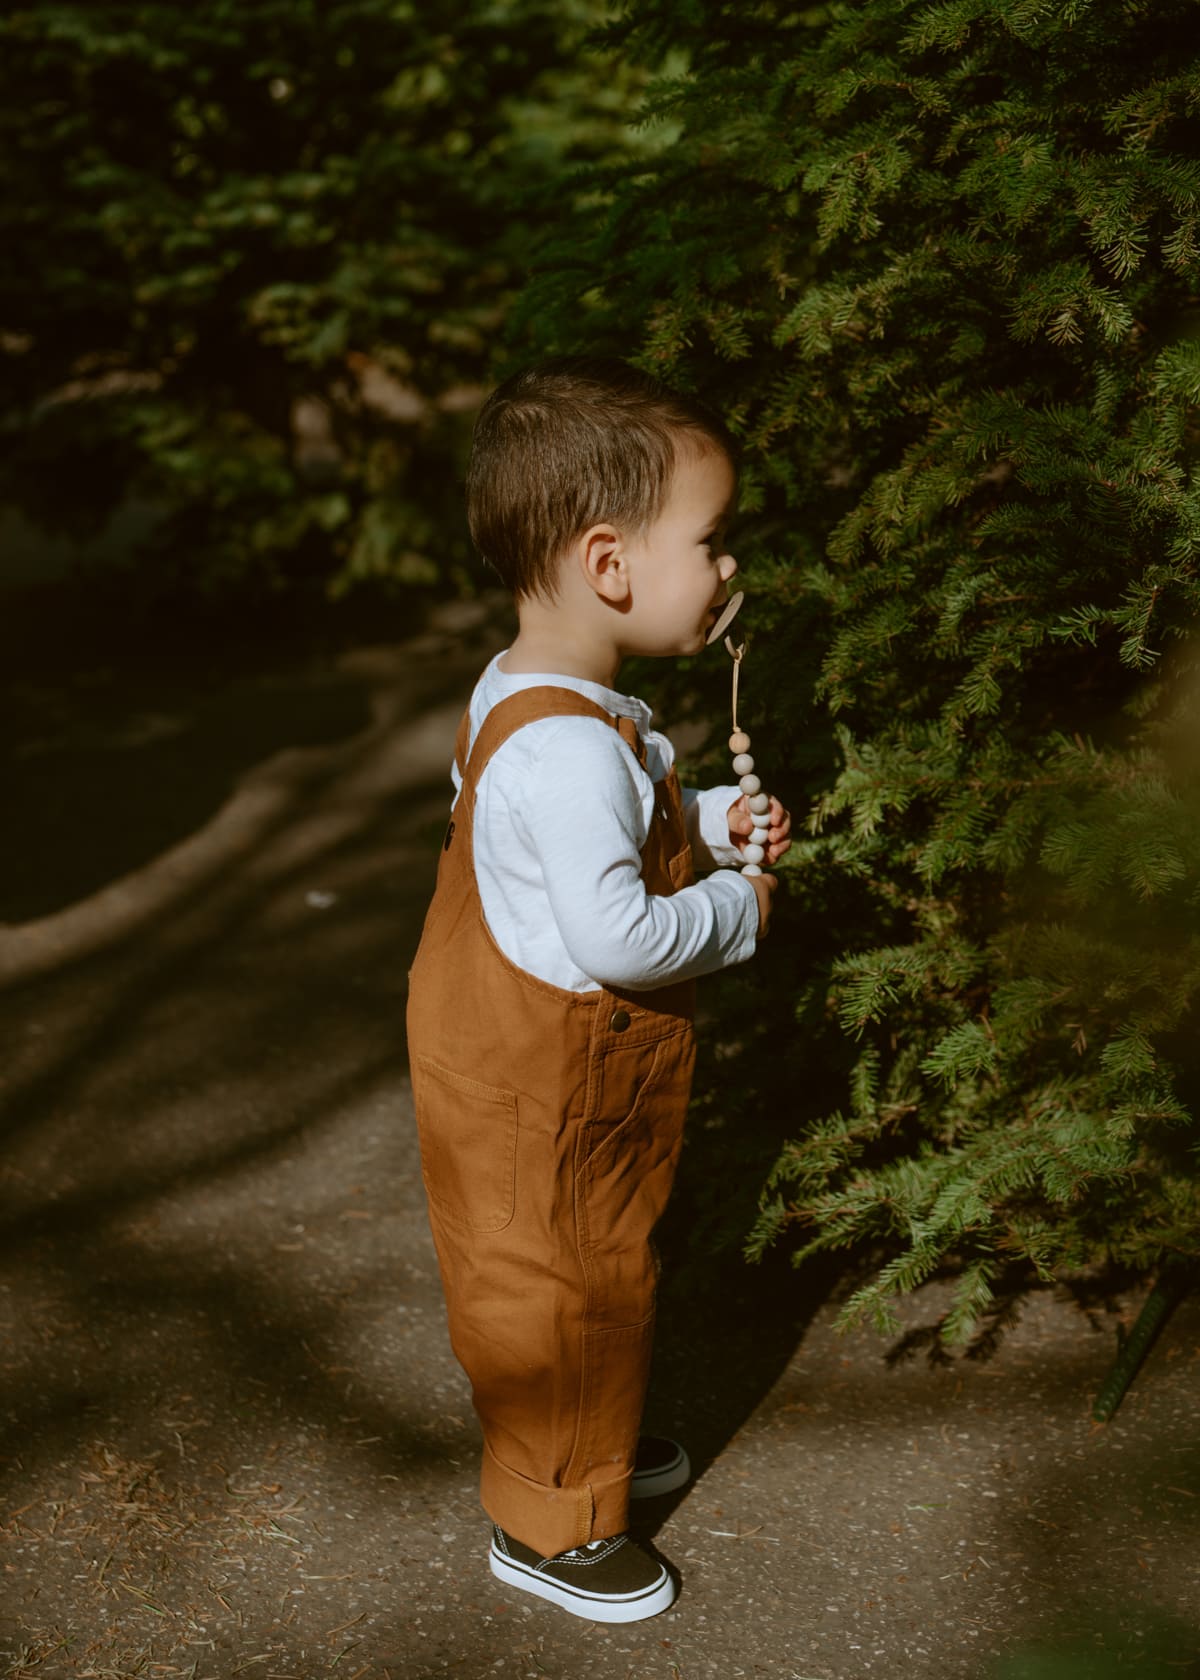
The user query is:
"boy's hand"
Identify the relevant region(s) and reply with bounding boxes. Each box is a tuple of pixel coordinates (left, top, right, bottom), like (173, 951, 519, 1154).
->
(749, 870, 778, 940)
(728, 794, 792, 865)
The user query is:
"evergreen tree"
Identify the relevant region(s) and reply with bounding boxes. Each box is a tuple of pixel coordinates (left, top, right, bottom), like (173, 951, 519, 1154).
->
(515, 0, 1200, 1340)
(0, 1, 643, 601)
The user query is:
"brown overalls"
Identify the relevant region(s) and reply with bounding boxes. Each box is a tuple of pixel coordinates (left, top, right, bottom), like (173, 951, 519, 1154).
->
(406, 687, 696, 1557)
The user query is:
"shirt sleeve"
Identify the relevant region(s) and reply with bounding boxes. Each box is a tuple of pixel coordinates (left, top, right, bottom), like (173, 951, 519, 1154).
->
(682, 784, 748, 872)
(515, 720, 760, 991)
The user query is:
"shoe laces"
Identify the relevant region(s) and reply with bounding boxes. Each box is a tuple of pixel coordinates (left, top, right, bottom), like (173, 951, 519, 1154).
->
(559, 1535, 622, 1561)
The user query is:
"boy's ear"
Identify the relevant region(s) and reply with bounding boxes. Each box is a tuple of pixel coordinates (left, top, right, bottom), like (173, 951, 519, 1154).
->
(577, 522, 629, 604)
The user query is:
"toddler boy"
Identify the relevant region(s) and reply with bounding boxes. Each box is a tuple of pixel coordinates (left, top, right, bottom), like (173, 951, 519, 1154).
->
(406, 357, 790, 1623)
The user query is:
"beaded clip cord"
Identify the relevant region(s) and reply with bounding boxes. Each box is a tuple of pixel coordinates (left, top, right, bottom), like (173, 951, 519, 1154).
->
(704, 590, 773, 877)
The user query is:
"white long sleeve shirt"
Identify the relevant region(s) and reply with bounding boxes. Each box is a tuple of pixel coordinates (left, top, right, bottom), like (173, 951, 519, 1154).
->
(451, 653, 760, 994)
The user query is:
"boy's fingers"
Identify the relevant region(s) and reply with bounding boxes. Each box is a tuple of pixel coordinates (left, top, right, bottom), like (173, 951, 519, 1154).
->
(736, 793, 791, 850)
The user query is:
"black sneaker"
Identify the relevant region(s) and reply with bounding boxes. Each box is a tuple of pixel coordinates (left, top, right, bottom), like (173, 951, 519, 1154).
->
(630, 1435, 691, 1499)
(489, 1526, 676, 1623)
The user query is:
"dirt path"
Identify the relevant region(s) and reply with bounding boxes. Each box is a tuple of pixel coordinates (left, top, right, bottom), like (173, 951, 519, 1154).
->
(2, 604, 1197, 1679)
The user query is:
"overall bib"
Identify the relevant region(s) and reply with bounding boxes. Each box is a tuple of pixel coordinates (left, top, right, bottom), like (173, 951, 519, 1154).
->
(406, 687, 696, 1557)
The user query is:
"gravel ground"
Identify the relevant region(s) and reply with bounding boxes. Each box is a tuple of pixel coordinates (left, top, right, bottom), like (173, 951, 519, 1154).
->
(3, 602, 1198, 1679)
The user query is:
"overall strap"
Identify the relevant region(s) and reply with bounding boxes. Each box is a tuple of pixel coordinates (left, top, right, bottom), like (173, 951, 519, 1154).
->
(453, 707, 473, 782)
(455, 687, 646, 808)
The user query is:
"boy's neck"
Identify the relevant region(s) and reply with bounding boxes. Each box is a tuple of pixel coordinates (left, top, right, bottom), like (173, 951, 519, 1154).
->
(500, 620, 621, 690)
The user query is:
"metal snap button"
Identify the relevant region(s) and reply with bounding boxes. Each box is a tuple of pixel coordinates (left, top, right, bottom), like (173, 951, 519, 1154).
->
(610, 1008, 631, 1033)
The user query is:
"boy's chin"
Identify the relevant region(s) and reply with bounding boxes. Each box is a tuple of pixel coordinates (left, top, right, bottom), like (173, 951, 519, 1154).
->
(631, 627, 709, 658)
(659, 631, 707, 656)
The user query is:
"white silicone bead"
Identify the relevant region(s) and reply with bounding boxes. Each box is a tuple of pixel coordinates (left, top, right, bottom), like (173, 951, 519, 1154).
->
(751, 824, 771, 843)
(743, 842, 765, 864)
(739, 773, 762, 796)
(729, 731, 751, 754)
(731, 752, 755, 776)
(748, 792, 770, 815)
(741, 862, 763, 877)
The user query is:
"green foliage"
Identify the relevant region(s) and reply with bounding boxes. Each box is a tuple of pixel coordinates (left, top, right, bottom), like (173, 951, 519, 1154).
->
(0, 0, 646, 597)
(516, 0, 1200, 1340)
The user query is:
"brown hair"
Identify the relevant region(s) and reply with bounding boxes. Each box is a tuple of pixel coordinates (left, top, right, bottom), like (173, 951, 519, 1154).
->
(466, 356, 736, 599)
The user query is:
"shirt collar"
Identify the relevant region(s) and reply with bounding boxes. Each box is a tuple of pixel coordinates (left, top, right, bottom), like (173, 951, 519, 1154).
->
(484, 651, 654, 733)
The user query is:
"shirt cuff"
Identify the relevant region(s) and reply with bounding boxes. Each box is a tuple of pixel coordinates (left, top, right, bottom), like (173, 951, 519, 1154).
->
(683, 784, 747, 871)
(706, 867, 762, 971)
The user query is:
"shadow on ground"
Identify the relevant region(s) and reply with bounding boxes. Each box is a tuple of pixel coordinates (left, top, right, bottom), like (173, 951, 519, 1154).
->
(3, 668, 371, 923)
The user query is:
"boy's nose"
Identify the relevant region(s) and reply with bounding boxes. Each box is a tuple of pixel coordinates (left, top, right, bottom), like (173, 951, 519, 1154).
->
(719, 553, 738, 581)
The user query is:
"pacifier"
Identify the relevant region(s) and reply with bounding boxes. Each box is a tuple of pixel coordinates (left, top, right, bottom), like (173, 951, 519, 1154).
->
(705, 589, 745, 647)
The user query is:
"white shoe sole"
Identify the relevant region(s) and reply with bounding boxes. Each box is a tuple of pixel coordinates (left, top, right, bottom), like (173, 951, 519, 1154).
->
(630, 1442, 691, 1499)
(488, 1544, 677, 1623)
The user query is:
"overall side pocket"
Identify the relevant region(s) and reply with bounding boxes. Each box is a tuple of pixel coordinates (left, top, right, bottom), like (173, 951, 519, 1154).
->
(412, 1055, 518, 1234)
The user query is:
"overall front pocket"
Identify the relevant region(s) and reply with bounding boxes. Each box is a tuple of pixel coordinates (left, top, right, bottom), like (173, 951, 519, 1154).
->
(412, 1055, 518, 1233)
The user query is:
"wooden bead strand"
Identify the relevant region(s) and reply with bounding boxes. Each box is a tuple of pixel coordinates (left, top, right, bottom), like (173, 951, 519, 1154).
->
(704, 589, 773, 879)
(724, 635, 773, 876)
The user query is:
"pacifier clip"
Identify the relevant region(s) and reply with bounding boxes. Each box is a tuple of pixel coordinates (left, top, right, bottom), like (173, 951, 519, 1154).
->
(704, 591, 773, 877)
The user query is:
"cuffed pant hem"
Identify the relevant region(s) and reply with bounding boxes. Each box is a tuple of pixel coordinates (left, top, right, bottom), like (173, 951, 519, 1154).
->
(480, 1441, 633, 1558)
